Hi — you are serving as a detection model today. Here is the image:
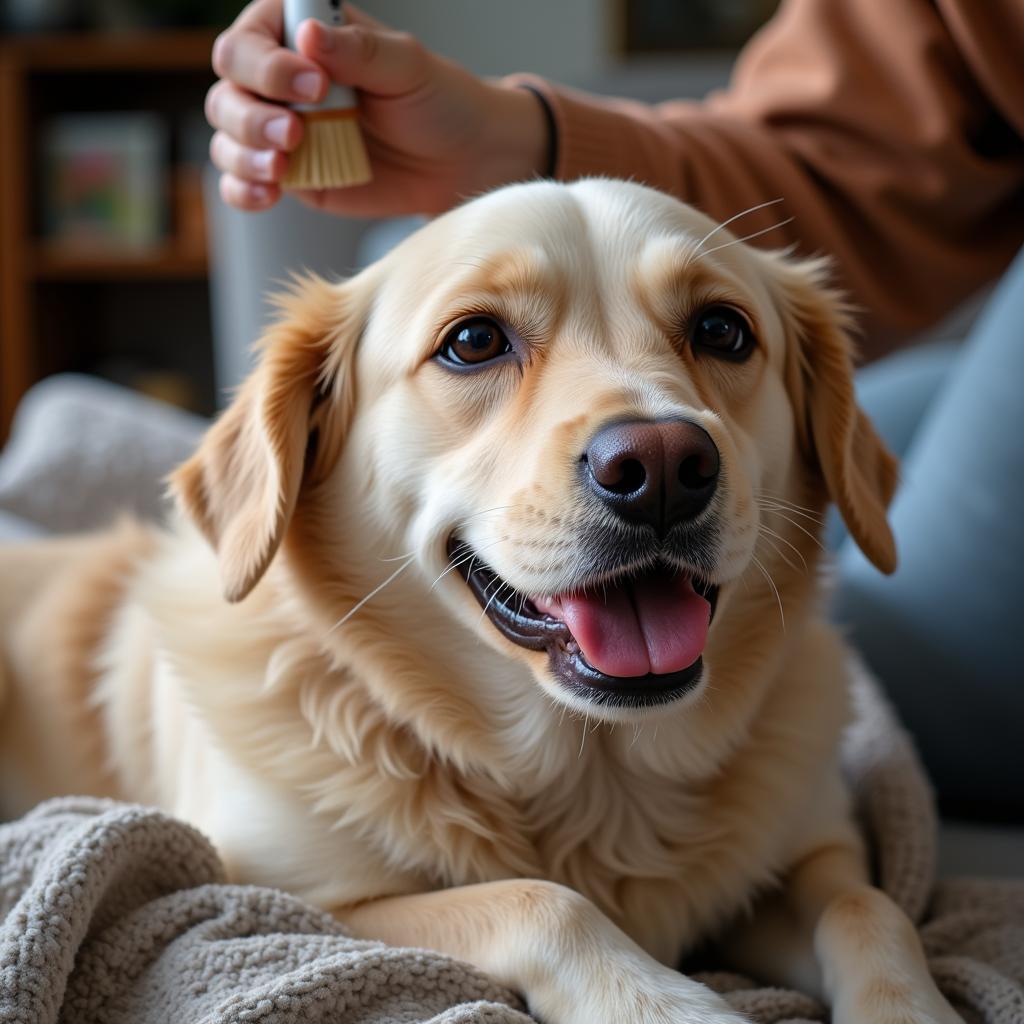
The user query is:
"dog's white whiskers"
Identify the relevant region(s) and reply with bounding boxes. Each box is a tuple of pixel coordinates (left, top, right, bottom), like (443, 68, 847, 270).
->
(757, 531, 800, 574)
(429, 551, 477, 590)
(771, 513, 827, 553)
(328, 555, 416, 634)
(757, 523, 807, 572)
(688, 197, 786, 259)
(478, 578, 500, 620)
(755, 491, 825, 520)
(692, 217, 795, 263)
(429, 538, 506, 590)
(377, 550, 416, 563)
(751, 554, 785, 632)
(691, 675, 715, 717)
(578, 711, 590, 758)
(758, 505, 826, 552)
(759, 501, 824, 526)
(480, 580, 514, 622)
(629, 721, 645, 750)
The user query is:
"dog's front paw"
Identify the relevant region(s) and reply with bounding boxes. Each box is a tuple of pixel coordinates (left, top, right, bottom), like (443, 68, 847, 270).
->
(534, 966, 751, 1024)
(832, 975, 964, 1024)
(818, 887, 965, 1024)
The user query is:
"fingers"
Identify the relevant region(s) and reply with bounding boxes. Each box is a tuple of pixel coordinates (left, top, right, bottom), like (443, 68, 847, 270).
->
(233, 0, 284, 37)
(219, 173, 281, 212)
(208, 0, 304, 212)
(294, 18, 431, 97)
(212, 0, 326, 103)
(210, 130, 288, 182)
(205, 80, 303, 151)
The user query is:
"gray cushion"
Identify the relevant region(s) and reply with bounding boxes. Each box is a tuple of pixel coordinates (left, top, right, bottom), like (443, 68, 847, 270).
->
(0, 374, 206, 534)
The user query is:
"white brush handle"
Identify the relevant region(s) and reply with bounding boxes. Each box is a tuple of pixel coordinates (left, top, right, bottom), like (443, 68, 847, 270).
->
(284, 0, 358, 113)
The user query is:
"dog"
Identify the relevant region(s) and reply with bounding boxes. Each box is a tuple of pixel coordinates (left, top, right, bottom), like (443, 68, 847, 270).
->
(0, 179, 960, 1024)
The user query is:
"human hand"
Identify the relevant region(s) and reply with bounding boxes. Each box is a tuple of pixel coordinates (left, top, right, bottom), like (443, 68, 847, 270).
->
(206, 0, 550, 216)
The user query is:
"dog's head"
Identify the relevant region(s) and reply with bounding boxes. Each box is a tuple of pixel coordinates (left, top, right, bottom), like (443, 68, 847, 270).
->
(173, 180, 897, 725)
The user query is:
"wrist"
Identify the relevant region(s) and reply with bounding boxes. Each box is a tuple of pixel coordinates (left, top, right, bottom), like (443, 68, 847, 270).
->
(482, 80, 553, 185)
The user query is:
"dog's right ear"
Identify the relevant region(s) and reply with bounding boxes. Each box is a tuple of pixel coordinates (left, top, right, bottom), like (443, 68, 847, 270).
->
(170, 272, 372, 603)
(767, 253, 899, 575)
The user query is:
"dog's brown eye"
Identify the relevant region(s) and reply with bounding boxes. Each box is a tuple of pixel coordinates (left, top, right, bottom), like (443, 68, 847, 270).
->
(438, 318, 513, 367)
(691, 307, 754, 361)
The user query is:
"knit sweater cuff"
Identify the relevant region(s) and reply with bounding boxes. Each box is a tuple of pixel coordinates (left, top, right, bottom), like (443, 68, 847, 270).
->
(501, 72, 636, 184)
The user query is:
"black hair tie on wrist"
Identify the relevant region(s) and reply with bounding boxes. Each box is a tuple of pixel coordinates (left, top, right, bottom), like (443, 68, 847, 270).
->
(519, 85, 558, 179)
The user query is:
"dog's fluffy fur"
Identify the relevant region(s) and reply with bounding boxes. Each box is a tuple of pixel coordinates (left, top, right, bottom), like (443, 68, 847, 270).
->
(0, 181, 959, 1023)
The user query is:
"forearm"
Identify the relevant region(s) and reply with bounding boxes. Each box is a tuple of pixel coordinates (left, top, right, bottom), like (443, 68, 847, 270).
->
(504, 0, 1024, 355)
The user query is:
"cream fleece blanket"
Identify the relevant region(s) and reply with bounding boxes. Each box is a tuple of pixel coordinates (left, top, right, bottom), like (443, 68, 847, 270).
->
(1, 378, 1022, 1023)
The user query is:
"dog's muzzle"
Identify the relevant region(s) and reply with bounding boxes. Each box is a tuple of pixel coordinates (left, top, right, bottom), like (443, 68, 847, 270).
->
(448, 535, 720, 710)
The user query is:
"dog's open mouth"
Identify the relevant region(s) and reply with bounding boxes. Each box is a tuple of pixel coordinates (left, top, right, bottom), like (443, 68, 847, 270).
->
(448, 537, 719, 708)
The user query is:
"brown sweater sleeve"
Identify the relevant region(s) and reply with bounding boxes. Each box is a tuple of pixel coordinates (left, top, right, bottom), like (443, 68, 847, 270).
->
(508, 0, 1024, 357)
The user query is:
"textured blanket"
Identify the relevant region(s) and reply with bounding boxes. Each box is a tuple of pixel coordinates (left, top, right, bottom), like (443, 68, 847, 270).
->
(1, 378, 1023, 1023)
(1, 670, 1022, 1024)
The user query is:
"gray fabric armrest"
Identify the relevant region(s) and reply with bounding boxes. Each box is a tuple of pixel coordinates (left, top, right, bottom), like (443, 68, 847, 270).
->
(0, 374, 206, 535)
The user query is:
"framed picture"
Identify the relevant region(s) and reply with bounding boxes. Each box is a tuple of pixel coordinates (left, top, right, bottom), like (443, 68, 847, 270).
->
(621, 0, 781, 53)
(41, 112, 169, 252)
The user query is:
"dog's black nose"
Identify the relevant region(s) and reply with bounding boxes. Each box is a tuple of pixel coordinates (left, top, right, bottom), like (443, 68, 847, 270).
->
(583, 418, 720, 532)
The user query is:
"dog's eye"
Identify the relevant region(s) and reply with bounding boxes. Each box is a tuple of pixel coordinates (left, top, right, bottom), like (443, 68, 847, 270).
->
(691, 307, 754, 361)
(438, 318, 513, 367)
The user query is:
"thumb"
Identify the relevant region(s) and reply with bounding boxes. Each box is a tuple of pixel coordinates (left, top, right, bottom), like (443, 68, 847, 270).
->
(295, 17, 431, 97)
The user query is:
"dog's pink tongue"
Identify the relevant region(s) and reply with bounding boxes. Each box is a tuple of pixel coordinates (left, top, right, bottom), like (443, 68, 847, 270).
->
(534, 572, 710, 677)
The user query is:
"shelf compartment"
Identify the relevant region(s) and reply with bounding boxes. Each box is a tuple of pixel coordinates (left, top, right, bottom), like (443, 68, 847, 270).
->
(32, 241, 208, 280)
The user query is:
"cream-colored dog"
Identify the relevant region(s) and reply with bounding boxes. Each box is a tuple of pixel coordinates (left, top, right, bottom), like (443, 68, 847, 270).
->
(0, 180, 959, 1024)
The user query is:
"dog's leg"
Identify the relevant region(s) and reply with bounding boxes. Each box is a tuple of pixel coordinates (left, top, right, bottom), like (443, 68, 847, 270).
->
(339, 879, 749, 1024)
(728, 842, 962, 1024)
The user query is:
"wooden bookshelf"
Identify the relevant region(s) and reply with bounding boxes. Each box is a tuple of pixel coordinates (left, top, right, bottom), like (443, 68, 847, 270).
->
(0, 30, 219, 441)
(3, 30, 218, 71)
(32, 242, 208, 281)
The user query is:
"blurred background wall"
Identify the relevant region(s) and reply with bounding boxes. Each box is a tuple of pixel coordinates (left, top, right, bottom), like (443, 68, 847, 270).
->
(373, 0, 611, 81)
(0, 0, 769, 438)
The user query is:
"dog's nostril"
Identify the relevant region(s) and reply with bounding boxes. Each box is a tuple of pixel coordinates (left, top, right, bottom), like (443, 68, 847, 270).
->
(678, 453, 716, 491)
(583, 418, 719, 529)
(608, 458, 646, 495)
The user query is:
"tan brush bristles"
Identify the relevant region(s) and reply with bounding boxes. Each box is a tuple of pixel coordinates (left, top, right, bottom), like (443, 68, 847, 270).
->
(282, 110, 372, 190)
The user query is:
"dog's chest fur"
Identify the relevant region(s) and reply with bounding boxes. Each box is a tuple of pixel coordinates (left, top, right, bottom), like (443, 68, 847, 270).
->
(142, 561, 848, 965)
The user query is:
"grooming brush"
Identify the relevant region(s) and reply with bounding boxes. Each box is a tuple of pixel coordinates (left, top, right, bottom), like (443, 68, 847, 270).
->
(281, 0, 372, 189)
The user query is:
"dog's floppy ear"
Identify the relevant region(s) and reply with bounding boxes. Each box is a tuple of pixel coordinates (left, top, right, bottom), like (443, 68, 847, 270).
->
(171, 273, 369, 602)
(771, 254, 899, 574)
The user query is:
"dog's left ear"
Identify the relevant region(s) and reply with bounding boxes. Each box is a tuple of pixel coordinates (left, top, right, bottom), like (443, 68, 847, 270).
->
(171, 272, 371, 602)
(769, 254, 899, 574)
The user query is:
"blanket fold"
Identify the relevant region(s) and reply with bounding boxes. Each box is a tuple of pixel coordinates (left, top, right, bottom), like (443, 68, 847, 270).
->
(1, 800, 529, 1024)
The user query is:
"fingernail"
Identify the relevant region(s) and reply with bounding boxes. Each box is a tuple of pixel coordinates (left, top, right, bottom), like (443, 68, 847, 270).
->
(293, 71, 323, 100)
(249, 184, 271, 203)
(264, 115, 291, 148)
(253, 150, 276, 180)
